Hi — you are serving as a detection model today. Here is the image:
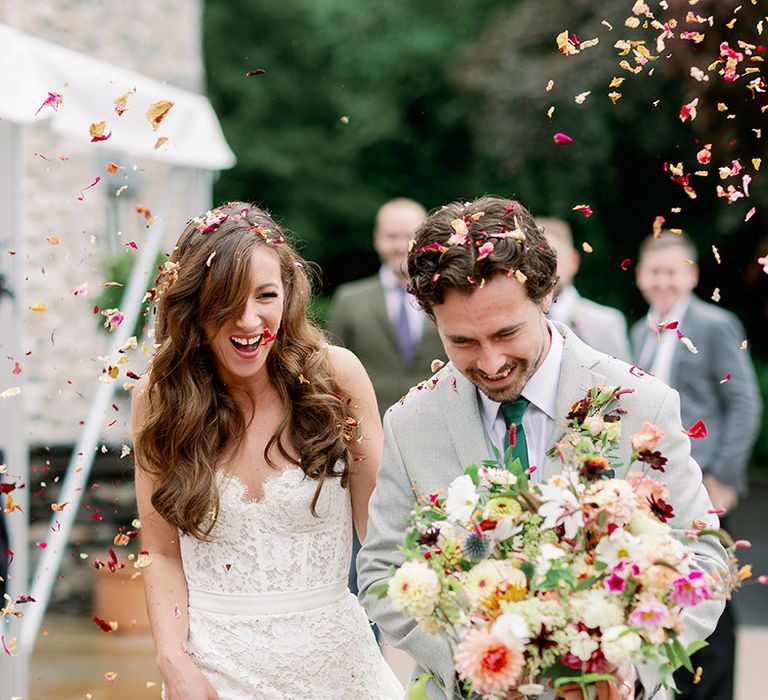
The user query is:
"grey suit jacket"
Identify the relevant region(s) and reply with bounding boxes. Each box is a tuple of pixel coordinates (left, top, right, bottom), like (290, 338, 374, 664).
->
(358, 324, 727, 700)
(327, 275, 446, 416)
(551, 287, 632, 362)
(630, 296, 762, 494)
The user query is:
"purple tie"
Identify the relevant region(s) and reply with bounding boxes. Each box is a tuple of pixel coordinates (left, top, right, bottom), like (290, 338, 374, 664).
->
(395, 288, 415, 363)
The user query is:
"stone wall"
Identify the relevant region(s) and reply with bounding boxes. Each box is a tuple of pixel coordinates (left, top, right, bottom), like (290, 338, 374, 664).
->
(1, 0, 206, 447)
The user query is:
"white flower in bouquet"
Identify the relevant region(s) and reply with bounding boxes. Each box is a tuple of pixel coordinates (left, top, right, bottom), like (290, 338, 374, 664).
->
(594, 527, 646, 570)
(492, 612, 530, 646)
(601, 625, 642, 666)
(628, 509, 672, 537)
(603, 419, 622, 442)
(480, 466, 517, 489)
(445, 474, 479, 522)
(535, 542, 567, 577)
(583, 414, 605, 436)
(567, 628, 600, 662)
(572, 589, 625, 630)
(538, 475, 584, 540)
(585, 478, 639, 525)
(388, 560, 441, 619)
(463, 560, 527, 608)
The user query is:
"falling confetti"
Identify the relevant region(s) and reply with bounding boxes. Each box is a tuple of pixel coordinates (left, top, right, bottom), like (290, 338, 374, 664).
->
(146, 100, 174, 130)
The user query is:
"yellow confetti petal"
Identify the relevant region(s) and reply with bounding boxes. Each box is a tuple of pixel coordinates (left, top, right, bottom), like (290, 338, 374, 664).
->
(582, 242, 593, 253)
(30, 300, 48, 313)
(0, 386, 21, 399)
(154, 137, 168, 150)
(45, 236, 60, 245)
(546, 79, 555, 92)
(51, 502, 69, 512)
(680, 336, 698, 354)
(146, 100, 174, 131)
(752, 158, 761, 170)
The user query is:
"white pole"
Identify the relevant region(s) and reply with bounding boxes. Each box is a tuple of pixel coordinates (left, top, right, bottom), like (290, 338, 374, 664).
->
(19, 168, 178, 656)
(0, 122, 30, 700)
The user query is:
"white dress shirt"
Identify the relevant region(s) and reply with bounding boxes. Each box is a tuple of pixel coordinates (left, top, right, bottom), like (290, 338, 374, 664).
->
(638, 295, 692, 385)
(379, 265, 425, 343)
(477, 322, 564, 483)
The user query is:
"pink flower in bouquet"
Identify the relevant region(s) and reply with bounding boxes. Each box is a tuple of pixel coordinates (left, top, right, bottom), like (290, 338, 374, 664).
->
(630, 422, 665, 454)
(670, 571, 711, 607)
(629, 471, 669, 505)
(454, 628, 524, 695)
(629, 601, 671, 636)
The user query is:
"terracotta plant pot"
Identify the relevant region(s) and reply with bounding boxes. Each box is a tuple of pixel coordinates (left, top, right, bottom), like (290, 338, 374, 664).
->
(94, 566, 150, 634)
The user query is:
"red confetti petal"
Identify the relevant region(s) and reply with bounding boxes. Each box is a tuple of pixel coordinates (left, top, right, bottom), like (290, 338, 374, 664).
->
(620, 258, 631, 270)
(93, 616, 113, 633)
(553, 132, 573, 145)
(684, 419, 708, 439)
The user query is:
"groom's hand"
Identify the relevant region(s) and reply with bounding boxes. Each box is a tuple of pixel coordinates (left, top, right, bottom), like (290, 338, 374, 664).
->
(555, 665, 635, 700)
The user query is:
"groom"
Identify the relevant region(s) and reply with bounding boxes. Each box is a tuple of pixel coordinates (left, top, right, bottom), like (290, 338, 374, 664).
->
(358, 196, 728, 700)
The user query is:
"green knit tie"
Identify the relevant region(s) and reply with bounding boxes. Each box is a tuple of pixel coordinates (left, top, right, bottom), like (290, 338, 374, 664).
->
(500, 398, 529, 471)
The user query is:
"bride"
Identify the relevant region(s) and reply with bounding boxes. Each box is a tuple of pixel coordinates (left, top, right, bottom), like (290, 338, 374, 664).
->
(132, 202, 403, 699)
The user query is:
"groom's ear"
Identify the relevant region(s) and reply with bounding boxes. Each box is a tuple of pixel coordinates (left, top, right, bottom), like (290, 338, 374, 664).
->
(539, 288, 555, 314)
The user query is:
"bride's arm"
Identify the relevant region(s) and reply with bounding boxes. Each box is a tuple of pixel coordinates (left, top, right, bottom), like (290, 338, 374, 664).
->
(132, 376, 219, 700)
(327, 345, 383, 543)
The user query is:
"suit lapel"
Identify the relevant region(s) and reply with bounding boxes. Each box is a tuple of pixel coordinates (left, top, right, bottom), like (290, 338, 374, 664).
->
(441, 366, 494, 476)
(542, 328, 606, 481)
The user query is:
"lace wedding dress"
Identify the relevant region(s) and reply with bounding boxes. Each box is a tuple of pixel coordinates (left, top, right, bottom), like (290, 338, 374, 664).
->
(178, 467, 404, 699)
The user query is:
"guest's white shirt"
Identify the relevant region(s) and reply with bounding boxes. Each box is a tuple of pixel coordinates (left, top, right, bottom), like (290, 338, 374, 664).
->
(477, 322, 563, 483)
(638, 295, 692, 385)
(379, 265, 424, 343)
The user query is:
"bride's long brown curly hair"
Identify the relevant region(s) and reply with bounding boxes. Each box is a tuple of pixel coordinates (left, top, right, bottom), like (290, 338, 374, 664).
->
(135, 203, 353, 539)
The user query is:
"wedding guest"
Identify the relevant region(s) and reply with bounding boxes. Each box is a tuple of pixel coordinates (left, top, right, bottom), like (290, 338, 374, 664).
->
(632, 231, 762, 700)
(358, 196, 728, 700)
(328, 198, 446, 606)
(133, 203, 402, 699)
(327, 198, 446, 417)
(538, 217, 631, 361)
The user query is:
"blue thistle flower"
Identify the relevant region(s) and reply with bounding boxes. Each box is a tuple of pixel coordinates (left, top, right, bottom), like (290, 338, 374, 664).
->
(462, 532, 490, 562)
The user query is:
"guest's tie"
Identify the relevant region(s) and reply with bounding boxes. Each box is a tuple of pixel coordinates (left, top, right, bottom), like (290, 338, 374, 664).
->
(500, 398, 530, 470)
(395, 287, 415, 363)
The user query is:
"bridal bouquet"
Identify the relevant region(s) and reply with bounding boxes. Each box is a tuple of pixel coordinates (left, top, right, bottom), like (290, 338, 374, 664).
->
(384, 386, 744, 699)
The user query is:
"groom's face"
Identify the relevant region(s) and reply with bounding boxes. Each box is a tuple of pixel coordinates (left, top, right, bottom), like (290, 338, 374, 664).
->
(433, 273, 553, 402)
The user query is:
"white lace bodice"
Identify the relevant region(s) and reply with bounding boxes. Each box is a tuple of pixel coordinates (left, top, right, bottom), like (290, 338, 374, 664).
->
(180, 467, 352, 594)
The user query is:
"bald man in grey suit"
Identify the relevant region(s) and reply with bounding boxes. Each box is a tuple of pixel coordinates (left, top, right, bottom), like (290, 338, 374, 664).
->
(358, 197, 727, 700)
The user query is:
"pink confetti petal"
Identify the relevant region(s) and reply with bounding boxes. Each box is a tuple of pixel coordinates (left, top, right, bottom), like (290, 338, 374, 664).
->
(553, 132, 573, 145)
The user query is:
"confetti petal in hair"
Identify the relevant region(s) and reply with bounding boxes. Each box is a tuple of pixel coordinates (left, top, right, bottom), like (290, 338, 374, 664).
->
(35, 92, 63, 116)
(477, 242, 494, 260)
(146, 100, 174, 130)
(418, 242, 447, 253)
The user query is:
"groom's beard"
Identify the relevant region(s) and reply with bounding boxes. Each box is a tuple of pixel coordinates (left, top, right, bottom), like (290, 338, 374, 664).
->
(465, 345, 545, 403)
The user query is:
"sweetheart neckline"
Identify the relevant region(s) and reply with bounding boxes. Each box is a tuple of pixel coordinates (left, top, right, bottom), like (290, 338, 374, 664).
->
(217, 467, 304, 506)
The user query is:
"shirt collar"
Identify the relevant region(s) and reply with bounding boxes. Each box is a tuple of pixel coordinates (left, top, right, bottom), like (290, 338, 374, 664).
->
(379, 264, 405, 291)
(477, 321, 564, 430)
(648, 294, 692, 327)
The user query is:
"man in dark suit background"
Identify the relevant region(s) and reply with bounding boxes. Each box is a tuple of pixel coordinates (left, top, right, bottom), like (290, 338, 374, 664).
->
(327, 197, 446, 416)
(632, 231, 762, 700)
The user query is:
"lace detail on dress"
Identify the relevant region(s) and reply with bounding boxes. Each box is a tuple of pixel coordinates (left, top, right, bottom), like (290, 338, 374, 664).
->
(179, 467, 403, 700)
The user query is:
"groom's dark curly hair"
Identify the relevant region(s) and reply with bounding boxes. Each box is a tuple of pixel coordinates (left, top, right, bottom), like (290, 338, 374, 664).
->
(406, 195, 558, 318)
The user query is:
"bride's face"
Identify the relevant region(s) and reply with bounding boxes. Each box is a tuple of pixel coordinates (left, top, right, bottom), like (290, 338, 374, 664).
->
(204, 245, 284, 384)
